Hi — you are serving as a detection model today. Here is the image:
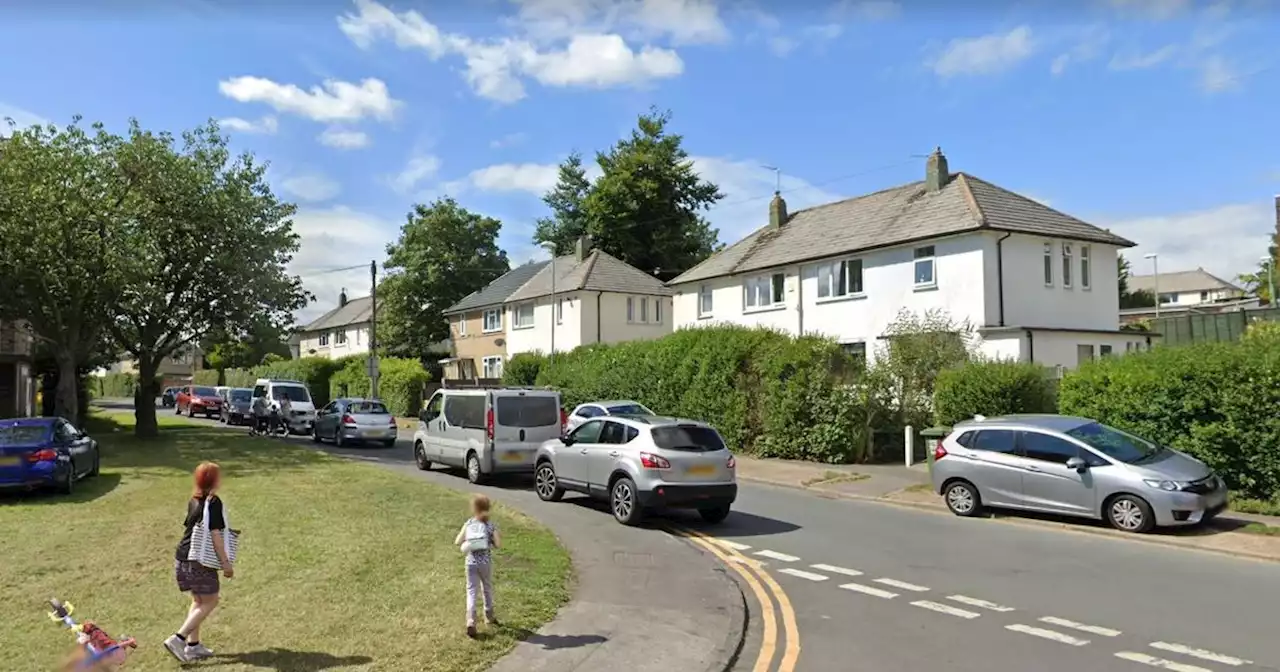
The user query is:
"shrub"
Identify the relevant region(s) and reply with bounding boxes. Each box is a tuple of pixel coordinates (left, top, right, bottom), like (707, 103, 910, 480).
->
(933, 360, 1056, 427)
(329, 356, 431, 416)
(503, 352, 546, 387)
(90, 373, 138, 399)
(193, 370, 220, 386)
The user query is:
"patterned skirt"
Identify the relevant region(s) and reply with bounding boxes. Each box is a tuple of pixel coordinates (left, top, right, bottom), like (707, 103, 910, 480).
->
(175, 559, 220, 595)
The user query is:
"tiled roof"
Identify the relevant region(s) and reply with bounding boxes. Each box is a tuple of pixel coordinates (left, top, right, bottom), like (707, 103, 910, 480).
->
(1129, 268, 1243, 294)
(302, 296, 372, 332)
(442, 261, 549, 315)
(670, 172, 1135, 285)
(507, 249, 673, 302)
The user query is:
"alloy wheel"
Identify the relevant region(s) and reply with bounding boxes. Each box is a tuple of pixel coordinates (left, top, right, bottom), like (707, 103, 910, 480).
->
(1111, 499, 1144, 531)
(535, 465, 556, 499)
(612, 481, 634, 521)
(947, 485, 975, 514)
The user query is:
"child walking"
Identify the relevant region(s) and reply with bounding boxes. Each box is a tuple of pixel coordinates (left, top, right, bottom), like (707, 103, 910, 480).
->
(455, 494, 500, 638)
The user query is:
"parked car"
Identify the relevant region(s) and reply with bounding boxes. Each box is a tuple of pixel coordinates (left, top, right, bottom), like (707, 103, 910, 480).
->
(533, 416, 737, 526)
(0, 417, 100, 495)
(176, 386, 223, 419)
(251, 379, 317, 435)
(931, 414, 1228, 533)
(565, 400, 655, 432)
(160, 387, 178, 408)
(413, 388, 565, 484)
(220, 388, 254, 426)
(313, 398, 397, 447)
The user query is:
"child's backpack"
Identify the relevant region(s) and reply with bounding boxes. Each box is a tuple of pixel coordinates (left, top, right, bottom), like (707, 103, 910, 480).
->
(460, 519, 490, 554)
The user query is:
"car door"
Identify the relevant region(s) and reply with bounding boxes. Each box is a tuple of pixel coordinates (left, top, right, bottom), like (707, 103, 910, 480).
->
(55, 421, 89, 476)
(1016, 430, 1097, 516)
(952, 429, 1026, 508)
(558, 419, 603, 488)
(588, 420, 634, 490)
(439, 393, 475, 467)
(321, 401, 342, 439)
(420, 393, 445, 460)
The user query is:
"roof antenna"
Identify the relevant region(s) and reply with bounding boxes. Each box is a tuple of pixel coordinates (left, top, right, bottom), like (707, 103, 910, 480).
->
(762, 165, 781, 193)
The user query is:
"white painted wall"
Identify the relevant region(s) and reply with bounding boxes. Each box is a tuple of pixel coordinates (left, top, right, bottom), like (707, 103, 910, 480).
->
(506, 291, 672, 356)
(299, 324, 371, 359)
(506, 297, 579, 357)
(599, 293, 673, 344)
(996, 234, 1121, 331)
(672, 268, 801, 333)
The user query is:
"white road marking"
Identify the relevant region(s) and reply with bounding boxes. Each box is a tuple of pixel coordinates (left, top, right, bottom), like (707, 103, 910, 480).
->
(715, 540, 751, 551)
(1039, 616, 1121, 637)
(754, 550, 800, 562)
(910, 600, 981, 619)
(810, 563, 863, 577)
(1115, 652, 1213, 672)
(946, 595, 1015, 612)
(1005, 624, 1090, 646)
(873, 578, 930, 592)
(1149, 642, 1253, 666)
(778, 568, 830, 582)
(838, 582, 899, 599)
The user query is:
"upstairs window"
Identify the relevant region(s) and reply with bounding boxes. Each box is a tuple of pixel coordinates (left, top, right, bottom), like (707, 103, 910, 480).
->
(816, 259, 864, 299)
(698, 284, 713, 317)
(744, 273, 785, 310)
(1080, 245, 1091, 289)
(1062, 243, 1073, 288)
(514, 302, 535, 329)
(1043, 243, 1054, 286)
(336, 330, 347, 345)
(318, 332, 330, 346)
(913, 246, 936, 288)
(483, 308, 503, 332)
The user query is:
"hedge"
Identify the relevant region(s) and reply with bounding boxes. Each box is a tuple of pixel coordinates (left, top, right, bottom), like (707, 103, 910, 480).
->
(530, 326, 869, 463)
(193, 370, 220, 386)
(503, 352, 544, 387)
(1058, 340, 1280, 499)
(329, 356, 431, 416)
(933, 360, 1056, 427)
(90, 373, 139, 399)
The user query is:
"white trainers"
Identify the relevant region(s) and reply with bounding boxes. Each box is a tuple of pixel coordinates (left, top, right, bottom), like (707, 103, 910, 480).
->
(162, 635, 190, 661)
(185, 642, 214, 659)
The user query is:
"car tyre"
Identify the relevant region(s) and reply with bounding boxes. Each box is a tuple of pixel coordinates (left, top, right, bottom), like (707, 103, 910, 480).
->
(467, 452, 485, 484)
(943, 480, 983, 517)
(611, 476, 643, 526)
(534, 461, 565, 502)
(88, 451, 100, 477)
(414, 442, 431, 471)
(59, 464, 75, 495)
(334, 429, 345, 448)
(698, 504, 731, 524)
(381, 439, 396, 448)
(1107, 494, 1155, 533)
(312, 428, 322, 443)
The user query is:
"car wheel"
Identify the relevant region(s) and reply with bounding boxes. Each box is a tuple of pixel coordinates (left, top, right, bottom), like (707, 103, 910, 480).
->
(944, 480, 983, 517)
(381, 439, 396, 448)
(88, 450, 100, 477)
(414, 442, 431, 471)
(535, 461, 565, 502)
(59, 464, 75, 495)
(611, 477, 643, 526)
(1107, 494, 1155, 533)
(334, 429, 345, 448)
(467, 452, 485, 484)
(698, 504, 731, 524)
(312, 427, 322, 443)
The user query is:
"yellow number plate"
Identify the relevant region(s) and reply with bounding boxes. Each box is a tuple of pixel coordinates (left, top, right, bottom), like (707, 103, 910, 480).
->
(0, 455, 21, 467)
(501, 452, 524, 462)
(365, 429, 385, 438)
(687, 465, 715, 476)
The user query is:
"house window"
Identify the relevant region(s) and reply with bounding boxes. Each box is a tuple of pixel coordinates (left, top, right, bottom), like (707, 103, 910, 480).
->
(655, 298, 662, 324)
(318, 332, 329, 347)
(640, 297, 649, 322)
(1062, 243, 1073, 288)
(1159, 293, 1176, 304)
(816, 259, 864, 299)
(841, 342, 867, 372)
(1199, 290, 1209, 303)
(1076, 344, 1094, 365)
(457, 318, 466, 337)
(336, 330, 347, 345)
(514, 302, 535, 329)
(1126, 342, 1133, 352)
(356, 328, 362, 344)
(482, 356, 504, 378)
(1080, 246, 1091, 289)
(1100, 344, 1113, 357)
(627, 297, 634, 322)
(745, 273, 785, 310)
(556, 298, 564, 324)
(698, 284, 713, 317)
(483, 308, 502, 332)
(1043, 243, 1053, 286)
(913, 246, 935, 288)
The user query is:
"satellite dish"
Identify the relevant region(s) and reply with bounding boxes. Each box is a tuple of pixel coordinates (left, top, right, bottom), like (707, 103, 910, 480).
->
(495, 338, 506, 347)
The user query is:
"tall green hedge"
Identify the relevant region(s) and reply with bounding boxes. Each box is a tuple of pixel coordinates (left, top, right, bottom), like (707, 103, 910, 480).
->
(193, 370, 220, 386)
(89, 373, 139, 399)
(503, 352, 544, 387)
(1058, 340, 1280, 499)
(933, 361, 1057, 426)
(329, 356, 431, 416)
(531, 326, 869, 463)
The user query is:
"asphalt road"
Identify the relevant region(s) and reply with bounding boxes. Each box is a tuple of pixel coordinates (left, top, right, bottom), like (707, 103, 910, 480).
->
(122, 402, 1280, 672)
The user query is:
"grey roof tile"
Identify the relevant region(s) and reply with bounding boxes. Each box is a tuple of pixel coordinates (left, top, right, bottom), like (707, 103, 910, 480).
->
(1129, 268, 1243, 294)
(443, 261, 549, 315)
(507, 249, 672, 302)
(302, 296, 372, 332)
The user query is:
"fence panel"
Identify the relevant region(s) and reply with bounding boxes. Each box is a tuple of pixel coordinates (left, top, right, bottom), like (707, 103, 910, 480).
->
(1151, 307, 1280, 347)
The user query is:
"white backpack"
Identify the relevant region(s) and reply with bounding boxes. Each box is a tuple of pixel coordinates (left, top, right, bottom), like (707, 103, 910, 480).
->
(460, 519, 490, 554)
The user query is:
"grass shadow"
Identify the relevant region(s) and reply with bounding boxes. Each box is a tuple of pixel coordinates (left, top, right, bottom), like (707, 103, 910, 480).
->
(0, 472, 122, 506)
(208, 649, 373, 671)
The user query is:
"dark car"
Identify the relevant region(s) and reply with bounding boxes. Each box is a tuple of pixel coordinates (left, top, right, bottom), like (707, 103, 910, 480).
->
(160, 387, 178, 408)
(220, 388, 254, 426)
(0, 417, 100, 495)
(176, 386, 222, 419)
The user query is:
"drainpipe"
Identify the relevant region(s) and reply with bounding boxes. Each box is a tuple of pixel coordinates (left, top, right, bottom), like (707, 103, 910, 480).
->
(1025, 328, 1035, 364)
(996, 232, 1012, 326)
(596, 292, 603, 344)
(795, 269, 804, 336)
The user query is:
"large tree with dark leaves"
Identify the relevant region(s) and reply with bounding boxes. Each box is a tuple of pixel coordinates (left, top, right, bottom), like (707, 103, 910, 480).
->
(379, 198, 509, 358)
(532, 152, 592, 257)
(109, 120, 307, 436)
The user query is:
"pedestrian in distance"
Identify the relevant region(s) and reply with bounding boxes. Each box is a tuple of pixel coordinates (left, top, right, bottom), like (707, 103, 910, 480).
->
(276, 392, 292, 436)
(249, 394, 270, 436)
(455, 494, 500, 638)
(165, 462, 235, 662)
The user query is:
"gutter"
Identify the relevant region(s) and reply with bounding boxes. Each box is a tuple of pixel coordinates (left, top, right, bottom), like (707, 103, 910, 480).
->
(995, 232, 1012, 326)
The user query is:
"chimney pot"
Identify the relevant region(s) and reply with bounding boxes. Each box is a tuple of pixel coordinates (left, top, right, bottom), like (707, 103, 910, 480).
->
(926, 147, 950, 192)
(769, 191, 788, 228)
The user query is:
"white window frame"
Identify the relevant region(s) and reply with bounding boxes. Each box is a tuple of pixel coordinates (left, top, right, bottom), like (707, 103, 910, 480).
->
(640, 297, 649, 323)
(744, 272, 786, 311)
(1062, 243, 1073, 288)
(556, 298, 564, 324)
(482, 308, 502, 333)
(815, 258, 865, 301)
(318, 332, 329, 347)
(1080, 245, 1091, 290)
(457, 318, 466, 337)
(1043, 242, 1054, 286)
(335, 329, 347, 345)
(513, 302, 535, 329)
(627, 296, 635, 323)
(482, 356, 504, 379)
(913, 246, 936, 289)
(698, 284, 713, 318)
(655, 298, 662, 324)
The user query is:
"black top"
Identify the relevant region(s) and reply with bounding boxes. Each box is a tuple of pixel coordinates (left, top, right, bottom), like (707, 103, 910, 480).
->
(175, 495, 226, 561)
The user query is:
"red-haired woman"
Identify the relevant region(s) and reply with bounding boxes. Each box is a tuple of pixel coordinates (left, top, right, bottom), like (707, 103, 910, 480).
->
(164, 462, 234, 662)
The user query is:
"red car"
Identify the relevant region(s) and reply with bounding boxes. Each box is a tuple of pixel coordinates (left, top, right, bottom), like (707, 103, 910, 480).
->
(176, 385, 222, 419)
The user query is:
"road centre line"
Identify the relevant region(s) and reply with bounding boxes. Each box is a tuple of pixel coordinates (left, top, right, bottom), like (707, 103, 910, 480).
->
(1038, 616, 1121, 637)
(1148, 642, 1253, 666)
(1004, 624, 1090, 647)
(755, 549, 801, 562)
(872, 578, 930, 592)
(946, 595, 1014, 612)
(838, 582, 899, 599)
(810, 563, 862, 577)
(910, 600, 981, 619)
(1115, 652, 1213, 672)
(778, 568, 829, 582)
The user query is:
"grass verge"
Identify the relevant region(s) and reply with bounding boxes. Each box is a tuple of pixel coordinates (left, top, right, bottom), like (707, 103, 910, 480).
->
(801, 470, 869, 488)
(1229, 495, 1280, 517)
(0, 414, 571, 672)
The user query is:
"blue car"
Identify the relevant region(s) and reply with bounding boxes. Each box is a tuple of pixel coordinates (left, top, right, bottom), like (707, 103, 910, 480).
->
(0, 417, 100, 495)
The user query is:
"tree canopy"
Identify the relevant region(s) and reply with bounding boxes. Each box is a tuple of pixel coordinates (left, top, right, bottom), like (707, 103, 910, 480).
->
(1118, 254, 1155, 309)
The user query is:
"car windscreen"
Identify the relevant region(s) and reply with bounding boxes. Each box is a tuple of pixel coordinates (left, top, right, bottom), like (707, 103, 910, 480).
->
(651, 425, 726, 452)
(1064, 422, 1161, 464)
(229, 390, 252, 402)
(607, 403, 653, 416)
(350, 401, 388, 414)
(494, 396, 560, 427)
(193, 386, 217, 396)
(271, 385, 311, 403)
(0, 425, 50, 446)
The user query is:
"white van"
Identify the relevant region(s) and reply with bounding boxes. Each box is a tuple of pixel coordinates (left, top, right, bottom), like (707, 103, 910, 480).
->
(412, 388, 564, 484)
(252, 378, 317, 435)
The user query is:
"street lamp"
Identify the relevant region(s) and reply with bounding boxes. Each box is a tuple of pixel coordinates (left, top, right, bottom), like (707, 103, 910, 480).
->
(1144, 253, 1160, 318)
(542, 242, 557, 355)
(1262, 256, 1276, 307)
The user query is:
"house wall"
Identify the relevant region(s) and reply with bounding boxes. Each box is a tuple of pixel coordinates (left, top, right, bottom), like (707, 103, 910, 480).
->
(298, 323, 371, 359)
(451, 310, 508, 379)
(506, 294, 585, 357)
(1163, 288, 1243, 306)
(995, 234, 1121, 331)
(975, 330, 1158, 370)
(599, 292, 673, 344)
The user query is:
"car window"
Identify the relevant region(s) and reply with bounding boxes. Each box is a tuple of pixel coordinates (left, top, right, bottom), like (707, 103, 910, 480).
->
(1064, 422, 1161, 464)
(422, 394, 443, 422)
(495, 396, 559, 427)
(193, 386, 217, 396)
(606, 403, 652, 416)
(953, 430, 976, 448)
(350, 401, 388, 414)
(321, 402, 337, 414)
(0, 424, 50, 445)
(575, 406, 601, 418)
(600, 421, 631, 444)
(625, 426, 639, 442)
(970, 430, 1018, 455)
(571, 420, 604, 443)
(230, 390, 251, 402)
(444, 395, 485, 429)
(651, 425, 726, 452)
(252, 385, 266, 398)
(271, 384, 311, 403)
(1019, 431, 1081, 465)
(54, 421, 77, 443)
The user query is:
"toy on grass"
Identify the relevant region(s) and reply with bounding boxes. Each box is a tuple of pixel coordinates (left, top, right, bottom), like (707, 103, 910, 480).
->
(46, 598, 136, 671)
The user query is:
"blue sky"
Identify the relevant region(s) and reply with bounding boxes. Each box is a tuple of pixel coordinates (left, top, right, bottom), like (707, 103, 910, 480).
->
(2, 0, 1277, 320)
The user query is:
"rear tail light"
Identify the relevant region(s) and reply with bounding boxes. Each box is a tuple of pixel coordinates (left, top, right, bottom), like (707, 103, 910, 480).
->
(726, 455, 736, 469)
(559, 408, 568, 434)
(639, 452, 671, 469)
(341, 414, 356, 425)
(934, 443, 948, 461)
(389, 415, 397, 426)
(27, 449, 57, 462)
(485, 408, 494, 440)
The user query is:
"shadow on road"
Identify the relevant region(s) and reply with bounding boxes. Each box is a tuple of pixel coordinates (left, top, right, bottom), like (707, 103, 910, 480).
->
(209, 649, 374, 671)
(989, 507, 1255, 537)
(502, 629, 608, 650)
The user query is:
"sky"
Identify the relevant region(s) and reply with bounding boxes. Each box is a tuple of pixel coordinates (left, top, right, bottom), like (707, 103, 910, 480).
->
(1, 0, 1277, 322)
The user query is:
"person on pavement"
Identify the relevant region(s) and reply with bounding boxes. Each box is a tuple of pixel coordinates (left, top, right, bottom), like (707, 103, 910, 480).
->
(276, 392, 292, 436)
(166, 462, 234, 662)
(250, 394, 270, 436)
(455, 494, 500, 638)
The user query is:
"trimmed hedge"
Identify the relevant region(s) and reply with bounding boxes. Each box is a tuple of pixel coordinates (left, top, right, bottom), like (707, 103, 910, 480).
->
(90, 373, 138, 399)
(530, 326, 869, 463)
(193, 370, 220, 386)
(933, 361, 1056, 427)
(503, 353, 544, 387)
(1058, 340, 1280, 499)
(329, 357, 431, 416)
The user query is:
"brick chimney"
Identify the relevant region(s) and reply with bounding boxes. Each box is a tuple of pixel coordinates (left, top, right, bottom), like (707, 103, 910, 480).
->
(769, 192, 788, 228)
(926, 146, 950, 192)
(574, 235, 592, 262)
(338, 288, 348, 307)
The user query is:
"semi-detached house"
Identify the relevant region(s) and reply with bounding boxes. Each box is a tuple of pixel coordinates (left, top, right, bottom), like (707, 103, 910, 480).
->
(668, 149, 1157, 370)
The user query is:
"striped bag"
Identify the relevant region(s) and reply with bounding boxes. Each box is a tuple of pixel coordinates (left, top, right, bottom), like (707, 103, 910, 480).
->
(187, 499, 239, 570)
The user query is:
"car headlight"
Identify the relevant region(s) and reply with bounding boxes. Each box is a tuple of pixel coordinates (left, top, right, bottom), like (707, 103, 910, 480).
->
(1143, 479, 1184, 492)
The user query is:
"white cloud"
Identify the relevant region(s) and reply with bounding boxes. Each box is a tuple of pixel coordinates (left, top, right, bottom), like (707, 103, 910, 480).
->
(290, 206, 395, 323)
(931, 26, 1035, 78)
(281, 174, 342, 202)
(219, 115, 278, 134)
(317, 126, 371, 149)
(1107, 0, 1192, 19)
(468, 163, 562, 195)
(218, 75, 400, 122)
(490, 132, 528, 149)
(1109, 44, 1178, 70)
(1199, 54, 1241, 93)
(1106, 201, 1274, 282)
(390, 154, 442, 194)
(511, 0, 728, 45)
(0, 103, 49, 136)
(768, 36, 797, 57)
(690, 156, 846, 243)
(1049, 25, 1110, 76)
(834, 0, 902, 21)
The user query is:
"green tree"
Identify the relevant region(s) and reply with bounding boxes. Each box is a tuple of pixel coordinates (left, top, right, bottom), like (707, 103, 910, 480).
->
(108, 120, 307, 437)
(0, 118, 131, 424)
(380, 198, 509, 358)
(204, 318, 293, 372)
(1118, 254, 1155, 308)
(582, 109, 723, 277)
(874, 309, 974, 428)
(532, 152, 592, 256)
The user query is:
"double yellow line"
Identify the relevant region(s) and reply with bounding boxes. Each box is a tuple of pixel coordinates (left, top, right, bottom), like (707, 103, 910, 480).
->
(668, 525, 800, 672)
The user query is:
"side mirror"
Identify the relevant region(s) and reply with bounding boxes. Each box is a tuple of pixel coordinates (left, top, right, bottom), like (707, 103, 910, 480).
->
(561, 434, 575, 446)
(1066, 456, 1087, 472)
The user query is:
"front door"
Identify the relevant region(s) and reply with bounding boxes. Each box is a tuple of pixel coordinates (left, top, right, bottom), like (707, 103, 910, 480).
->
(1016, 430, 1096, 516)
(558, 420, 602, 489)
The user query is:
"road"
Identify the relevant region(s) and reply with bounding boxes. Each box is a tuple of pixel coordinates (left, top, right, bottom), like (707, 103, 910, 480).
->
(121, 402, 1280, 672)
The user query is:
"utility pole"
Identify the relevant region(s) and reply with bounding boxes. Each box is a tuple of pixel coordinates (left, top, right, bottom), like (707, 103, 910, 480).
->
(369, 259, 379, 399)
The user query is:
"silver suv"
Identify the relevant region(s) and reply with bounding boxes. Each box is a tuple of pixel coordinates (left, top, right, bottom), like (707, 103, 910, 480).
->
(533, 415, 737, 526)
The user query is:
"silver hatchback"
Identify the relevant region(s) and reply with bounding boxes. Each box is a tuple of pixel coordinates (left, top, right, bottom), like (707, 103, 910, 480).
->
(931, 414, 1228, 533)
(533, 416, 738, 526)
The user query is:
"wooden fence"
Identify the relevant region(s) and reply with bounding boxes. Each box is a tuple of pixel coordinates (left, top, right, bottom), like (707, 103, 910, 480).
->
(1150, 307, 1280, 346)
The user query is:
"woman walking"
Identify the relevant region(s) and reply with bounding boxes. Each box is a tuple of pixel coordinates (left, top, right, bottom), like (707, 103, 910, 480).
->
(165, 462, 234, 662)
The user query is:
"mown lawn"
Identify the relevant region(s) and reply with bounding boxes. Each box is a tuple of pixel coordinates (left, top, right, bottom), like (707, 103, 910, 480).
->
(0, 414, 571, 671)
